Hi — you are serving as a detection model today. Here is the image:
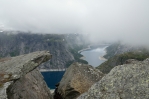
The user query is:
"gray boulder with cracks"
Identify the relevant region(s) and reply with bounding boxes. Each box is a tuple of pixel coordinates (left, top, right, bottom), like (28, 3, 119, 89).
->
(0, 51, 52, 99)
(78, 58, 149, 99)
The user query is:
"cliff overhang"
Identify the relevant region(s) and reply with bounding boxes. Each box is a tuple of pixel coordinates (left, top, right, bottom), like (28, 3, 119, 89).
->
(0, 51, 52, 99)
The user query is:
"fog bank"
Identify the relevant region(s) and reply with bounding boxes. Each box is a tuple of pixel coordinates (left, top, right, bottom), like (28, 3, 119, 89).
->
(0, 0, 149, 46)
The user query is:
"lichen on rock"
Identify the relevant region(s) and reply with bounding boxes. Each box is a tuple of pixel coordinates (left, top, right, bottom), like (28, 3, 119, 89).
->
(0, 51, 52, 99)
(78, 58, 149, 99)
(54, 62, 104, 99)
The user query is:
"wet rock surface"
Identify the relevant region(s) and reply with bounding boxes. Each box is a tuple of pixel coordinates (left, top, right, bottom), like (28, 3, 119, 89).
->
(54, 62, 104, 99)
(78, 58, 149, 99)
(0, 51, 52, 99)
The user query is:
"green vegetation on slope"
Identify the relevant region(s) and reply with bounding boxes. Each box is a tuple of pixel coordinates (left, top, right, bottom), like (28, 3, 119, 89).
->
(0, 32, 89, 69)
(9, 50, 20, 57)
(97, 51, 149, 74)
(103, 42, 121, 59)
(65, 46, 88, 68)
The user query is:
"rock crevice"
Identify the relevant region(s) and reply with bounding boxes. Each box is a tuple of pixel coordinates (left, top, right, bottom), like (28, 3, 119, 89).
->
(78, 58, 149, 99)
(54, 62, 104, 99)
(0, 51, 52, 99)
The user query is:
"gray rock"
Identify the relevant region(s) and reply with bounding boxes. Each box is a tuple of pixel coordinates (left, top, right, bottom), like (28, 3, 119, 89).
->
(55, 62, 104, 99)
(0, 51, 52, 78)
(0, 51, 52, 99)
(0, 82, 12, 99)
(78, 58, 149, 99)
(7, 68, 53, 99)
(3, 75, 10, 79)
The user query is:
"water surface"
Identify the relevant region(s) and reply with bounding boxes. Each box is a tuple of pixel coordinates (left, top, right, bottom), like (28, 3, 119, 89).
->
(41, 71, 65, 89)
(81, 46, 107, 67)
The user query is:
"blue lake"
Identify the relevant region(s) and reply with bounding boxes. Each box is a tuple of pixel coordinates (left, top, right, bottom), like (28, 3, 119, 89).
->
(41, 71, 65, 89)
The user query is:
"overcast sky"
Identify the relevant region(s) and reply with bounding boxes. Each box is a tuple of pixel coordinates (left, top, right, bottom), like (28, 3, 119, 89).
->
(0, 0, 149, 46)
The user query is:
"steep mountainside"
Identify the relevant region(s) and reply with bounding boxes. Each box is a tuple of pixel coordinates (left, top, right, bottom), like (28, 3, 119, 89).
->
(0, 31, 88, 69)
(96, 42, 149, 74)
(97, 51, 149, 74)
(104, 42, 146, 59)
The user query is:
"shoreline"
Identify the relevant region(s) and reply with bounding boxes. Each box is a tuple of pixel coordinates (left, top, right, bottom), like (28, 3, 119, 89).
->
(79, 44, 108, 66)
(79, 46, 108, 62)
(78, 44, 109, 53)
(80, 56, 85, 60)
(40, 69, 66, 72)
(78, 45, 91, 53)
(50, 89, 55, 94)
(99, 56, 107, 61)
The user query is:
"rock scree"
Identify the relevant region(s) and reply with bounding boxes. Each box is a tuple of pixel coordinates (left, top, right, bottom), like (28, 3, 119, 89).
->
(78, 58, 149, 99)
(0, 51, 53, 99)
(54, 62, 104, 99)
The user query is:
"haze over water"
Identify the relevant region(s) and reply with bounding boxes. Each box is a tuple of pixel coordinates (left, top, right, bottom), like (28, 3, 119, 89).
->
(81, 46, 107, 67)
(0, 0, 149, 47)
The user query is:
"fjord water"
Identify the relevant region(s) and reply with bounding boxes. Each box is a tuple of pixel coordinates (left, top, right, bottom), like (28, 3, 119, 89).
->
(41, 71, 65, 89)
(80, 46, 107, 67)
(41, 46, 107, 89)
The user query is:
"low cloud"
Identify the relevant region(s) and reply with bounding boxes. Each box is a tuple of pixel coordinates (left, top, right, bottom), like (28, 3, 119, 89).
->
(0, 0, 149, 46)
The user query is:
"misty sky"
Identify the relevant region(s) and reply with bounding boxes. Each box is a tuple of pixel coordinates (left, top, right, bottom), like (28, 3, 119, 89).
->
(0, 0, 149, 45)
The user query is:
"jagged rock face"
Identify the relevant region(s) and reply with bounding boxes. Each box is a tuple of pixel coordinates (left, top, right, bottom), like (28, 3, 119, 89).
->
(7, 68, 52, 99)
(54, 62, 104, 99)
(0, 33, 74, 69)
(78, 58, 149, 99)
(0, 51, 52, 99)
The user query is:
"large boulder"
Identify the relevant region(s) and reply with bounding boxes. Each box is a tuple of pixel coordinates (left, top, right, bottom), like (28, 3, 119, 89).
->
(78, 58, 149, 99)
(54, 62, 104, 99)
(0, 51, 52, 99)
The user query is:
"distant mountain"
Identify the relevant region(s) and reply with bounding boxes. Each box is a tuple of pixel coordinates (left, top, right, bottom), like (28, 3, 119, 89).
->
(97, 42, 149, 74)
(97, 51, 149, 74)
(103, 42, 147, 59)
(0, 31, 88, 69)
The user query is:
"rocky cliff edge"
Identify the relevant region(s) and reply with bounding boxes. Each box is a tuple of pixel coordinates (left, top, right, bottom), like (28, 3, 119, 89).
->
(54, 62, 104, 99)
(0, 51, 52, 99)
(78, 58, 149, 99)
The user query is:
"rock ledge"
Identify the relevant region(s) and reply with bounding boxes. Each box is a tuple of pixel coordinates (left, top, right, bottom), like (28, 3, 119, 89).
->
(0, 51, 52, 99)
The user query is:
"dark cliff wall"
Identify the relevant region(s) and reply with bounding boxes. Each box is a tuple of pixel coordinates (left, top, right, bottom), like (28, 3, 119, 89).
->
(0, 32, 74, 69)
(0, 32, 89, 69)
